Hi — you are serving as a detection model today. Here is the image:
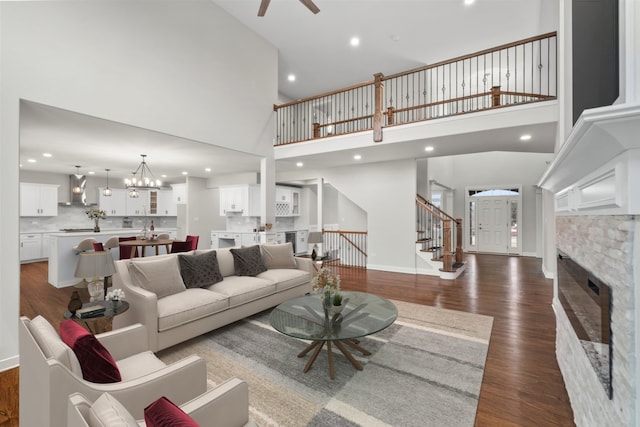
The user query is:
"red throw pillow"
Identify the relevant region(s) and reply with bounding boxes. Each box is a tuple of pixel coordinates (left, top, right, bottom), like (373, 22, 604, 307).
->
(59, 320, 121, 383)
(144, 396, 200, 427)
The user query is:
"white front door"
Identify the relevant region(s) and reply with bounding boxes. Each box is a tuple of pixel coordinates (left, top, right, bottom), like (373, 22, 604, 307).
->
(477, 197, 510, 253)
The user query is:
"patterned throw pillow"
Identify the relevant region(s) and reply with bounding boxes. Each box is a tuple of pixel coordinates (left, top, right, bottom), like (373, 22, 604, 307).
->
(178, 251, 223, 288)
(230, 245, 267, 276)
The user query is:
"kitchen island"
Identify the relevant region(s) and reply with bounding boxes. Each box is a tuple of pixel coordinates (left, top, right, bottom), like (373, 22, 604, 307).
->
(48, 228, 175, 288)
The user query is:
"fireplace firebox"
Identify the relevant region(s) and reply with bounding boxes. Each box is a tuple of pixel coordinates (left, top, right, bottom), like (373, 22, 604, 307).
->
(557, 249, 612, 398)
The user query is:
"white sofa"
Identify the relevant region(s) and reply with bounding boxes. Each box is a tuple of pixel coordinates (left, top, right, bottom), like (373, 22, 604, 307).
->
(113, 244, 314, 352)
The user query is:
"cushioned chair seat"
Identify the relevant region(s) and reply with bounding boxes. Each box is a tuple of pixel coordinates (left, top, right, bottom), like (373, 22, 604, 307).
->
(257, 269, 312, 292)
(208, 276, 277, 307)
(157, 288, 229, 332)
(116, 350, 168, 381)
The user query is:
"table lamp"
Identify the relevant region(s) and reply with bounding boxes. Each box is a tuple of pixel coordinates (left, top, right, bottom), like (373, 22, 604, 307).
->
(307, 231, 324, 260)
(75, 251, 116, 302)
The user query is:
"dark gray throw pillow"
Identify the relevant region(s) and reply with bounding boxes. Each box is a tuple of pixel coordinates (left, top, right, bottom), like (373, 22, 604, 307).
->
(178, 251, 223, 288)
(230, 245, 267, 276)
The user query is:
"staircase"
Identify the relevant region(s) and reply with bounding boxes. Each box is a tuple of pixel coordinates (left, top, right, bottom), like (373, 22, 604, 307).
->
(416, 194, 465, 279)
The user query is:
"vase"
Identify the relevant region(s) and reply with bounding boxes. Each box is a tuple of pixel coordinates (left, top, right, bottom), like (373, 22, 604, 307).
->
(93, 219, 100, 233)
(68, 291, 82, 314)
(322, 292, 332, 314)
(111, 299, 121, 310)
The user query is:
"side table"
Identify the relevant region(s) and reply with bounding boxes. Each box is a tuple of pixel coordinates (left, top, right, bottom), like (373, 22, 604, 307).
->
(64, 300, 129, 334)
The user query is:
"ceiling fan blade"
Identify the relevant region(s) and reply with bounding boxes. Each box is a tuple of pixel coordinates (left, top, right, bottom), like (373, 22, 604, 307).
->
(299, 0, 320, 14)
(257, 0, 271, 17)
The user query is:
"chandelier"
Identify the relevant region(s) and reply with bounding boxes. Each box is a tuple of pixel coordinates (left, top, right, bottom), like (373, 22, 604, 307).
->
(124, 154, 161, 198)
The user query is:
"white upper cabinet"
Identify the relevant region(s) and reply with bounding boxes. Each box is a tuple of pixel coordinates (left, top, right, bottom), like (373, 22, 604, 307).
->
(172, 183, 187, 204)
(126, 191, 149, 216)
(20, 183, 59, 216)
(275, 185, 300, 217)
(219, 185, 260, 216)
(98, 188, 127, 216)
(157, 189, 176, 216)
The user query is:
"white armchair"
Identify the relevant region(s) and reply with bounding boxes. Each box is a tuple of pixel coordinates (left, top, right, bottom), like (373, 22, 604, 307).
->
(67, 378, 257, 427)
(19, 316, 208, 427)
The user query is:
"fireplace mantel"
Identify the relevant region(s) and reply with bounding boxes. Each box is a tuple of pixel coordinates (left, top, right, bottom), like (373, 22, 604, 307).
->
(539, 104, 640, 214)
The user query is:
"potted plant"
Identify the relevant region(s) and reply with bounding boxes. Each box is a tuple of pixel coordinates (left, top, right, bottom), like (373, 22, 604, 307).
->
(86, 208, 107, 232)
(332, 292, 344, 314)
(311, 267, 341, 311)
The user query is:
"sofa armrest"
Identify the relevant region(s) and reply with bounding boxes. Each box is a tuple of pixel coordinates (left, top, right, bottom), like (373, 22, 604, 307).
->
(97, 323, 148, 360)
(181, 378, 250, 426)
(67, 393, 92, 427)
(294, 256, 315, 276)
(52, 355, 208, 420)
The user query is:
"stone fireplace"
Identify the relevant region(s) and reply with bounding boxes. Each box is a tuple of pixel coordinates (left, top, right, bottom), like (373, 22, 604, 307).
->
(555, 215, 636, 425)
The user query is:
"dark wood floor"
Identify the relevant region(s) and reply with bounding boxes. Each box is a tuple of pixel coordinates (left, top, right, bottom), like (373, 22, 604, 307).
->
(4, 254, 575, 426)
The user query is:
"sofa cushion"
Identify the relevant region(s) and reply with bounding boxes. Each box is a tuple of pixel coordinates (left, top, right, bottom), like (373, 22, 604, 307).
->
(257, 269, 312, 292)
(212, 248, 236, 277)
(116, 350, 168, 381)
(89, 392, 138, 427)
(230, 245, 267, 276)
(261, 242, 297, 269)
(208, 276, 276, 307)
(144, 396, 199, 427)
(28, 315, 82, 376)
(60, 320, 122, 383)
(178, 251, 223, 288)
(157, 288, 229, 332)
(128, 256, 186, 298)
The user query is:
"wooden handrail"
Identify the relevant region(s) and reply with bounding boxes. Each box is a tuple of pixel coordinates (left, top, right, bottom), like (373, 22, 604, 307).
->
(416, 199, 447, 222)
(382, 31, 557, 81)
(339, 233, 368, 257)
(273, 80, 374, 110)
(417, 195, 456, 223)
(323, 230, 368, 235)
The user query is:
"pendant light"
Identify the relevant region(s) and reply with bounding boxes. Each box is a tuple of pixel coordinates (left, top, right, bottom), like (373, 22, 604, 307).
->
(102, 168, 112, 197)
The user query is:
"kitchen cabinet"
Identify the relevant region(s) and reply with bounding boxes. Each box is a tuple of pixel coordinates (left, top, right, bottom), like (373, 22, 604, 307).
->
(20, 183, 59, 216)
(241, 233, 260, 246)
(172, 183, 187, 204)
(20, 233, 42, 262)
(156, 189, 176, 216)
(276, 232, 286, 244)
(98, 188, 127, 216)
(126, 192, 149, 216)
(275, 186, 301, 217)
(219, 185, 260, 216)
(41, 233, 53, 259)
(296, 230, 308, 255)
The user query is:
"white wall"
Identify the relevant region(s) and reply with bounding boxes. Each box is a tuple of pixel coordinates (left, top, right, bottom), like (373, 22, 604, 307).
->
(0, 1, 277, 370)
(429, 151, 554, 255)
(278, 159, 417, 273)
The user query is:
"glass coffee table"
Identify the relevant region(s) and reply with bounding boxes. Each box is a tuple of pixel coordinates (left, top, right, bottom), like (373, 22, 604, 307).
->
(270, 291, 397, 379)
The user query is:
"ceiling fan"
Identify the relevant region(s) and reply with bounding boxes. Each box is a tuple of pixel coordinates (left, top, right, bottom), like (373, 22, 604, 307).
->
(258, 0, 320, 17)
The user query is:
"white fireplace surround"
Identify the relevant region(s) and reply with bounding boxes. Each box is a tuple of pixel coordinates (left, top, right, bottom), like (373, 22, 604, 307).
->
(539, 104, 640, 426)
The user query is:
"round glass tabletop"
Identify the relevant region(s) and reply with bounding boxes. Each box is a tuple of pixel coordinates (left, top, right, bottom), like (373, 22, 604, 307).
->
(270, 291, 397, 342)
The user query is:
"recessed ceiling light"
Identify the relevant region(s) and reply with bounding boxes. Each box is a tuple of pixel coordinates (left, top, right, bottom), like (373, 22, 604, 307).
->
(296, 162, 304, 167)
(161, 174, 167, 178)
(182, 171, 188, 175)
(88, 171, 95, 175)
(287, 74, 296, 82)
(350, 37, 360, 47)
(353, 154, 362, 160)
(42, 153, 52, 158)
(464, 0, 475, 5)
(205, 167, 212, 172)
(520, 134, 532, 141)
(27, 158, 36, 163)
(425, 146, 434, 152)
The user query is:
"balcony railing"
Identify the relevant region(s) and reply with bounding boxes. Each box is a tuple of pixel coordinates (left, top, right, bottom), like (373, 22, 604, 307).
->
(274, 32, 557, 146)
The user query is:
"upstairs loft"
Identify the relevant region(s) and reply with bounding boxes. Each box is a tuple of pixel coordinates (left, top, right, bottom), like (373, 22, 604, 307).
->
(274, 32, 558, 162)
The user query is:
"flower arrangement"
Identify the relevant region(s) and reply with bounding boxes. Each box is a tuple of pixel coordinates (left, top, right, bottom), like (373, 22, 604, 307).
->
(312, 267, 341, 296)
(105, 288, 125, 301)
(86, 208, 107, 220)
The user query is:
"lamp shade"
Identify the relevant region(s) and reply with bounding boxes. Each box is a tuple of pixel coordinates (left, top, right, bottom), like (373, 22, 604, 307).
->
(74, 251, 116, 279)
(307, 232, 323, 244)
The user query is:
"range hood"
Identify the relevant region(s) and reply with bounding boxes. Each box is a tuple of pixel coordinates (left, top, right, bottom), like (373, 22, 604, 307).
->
(59, 174, 97, 206)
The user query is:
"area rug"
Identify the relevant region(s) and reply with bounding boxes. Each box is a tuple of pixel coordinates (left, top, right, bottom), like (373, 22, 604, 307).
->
(157, 300, 493, 427)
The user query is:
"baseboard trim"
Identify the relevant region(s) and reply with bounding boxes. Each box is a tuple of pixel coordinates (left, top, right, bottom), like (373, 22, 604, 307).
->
(542, 264, 555, 280)
(0, 355, 19, 373)
(366, 264, 416, 275)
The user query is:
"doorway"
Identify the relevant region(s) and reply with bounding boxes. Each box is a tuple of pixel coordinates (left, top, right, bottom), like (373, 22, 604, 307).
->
(466, 187, 521, 255)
